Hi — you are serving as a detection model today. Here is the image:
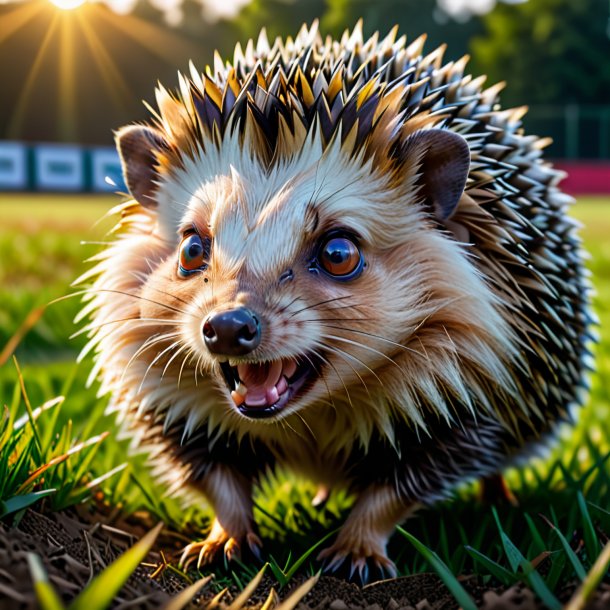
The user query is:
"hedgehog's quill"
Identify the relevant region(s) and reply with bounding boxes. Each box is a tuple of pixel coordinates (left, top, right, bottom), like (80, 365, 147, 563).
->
(78, 21, 594, 581)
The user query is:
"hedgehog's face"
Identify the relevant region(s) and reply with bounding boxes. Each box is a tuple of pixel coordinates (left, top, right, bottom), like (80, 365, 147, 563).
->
(122, 135, 406, 424)
(115, 124, 514, 435)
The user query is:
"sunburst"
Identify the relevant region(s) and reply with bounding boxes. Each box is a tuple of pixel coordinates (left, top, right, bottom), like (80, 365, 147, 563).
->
(49, 0, 87, 10)
(1, 0, 204, 142)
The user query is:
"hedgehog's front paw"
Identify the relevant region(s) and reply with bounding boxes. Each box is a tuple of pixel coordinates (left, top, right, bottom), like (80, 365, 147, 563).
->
(318, 536, 397, 584)
(178, 519, 262, 570)
(179, 530, 231, 570)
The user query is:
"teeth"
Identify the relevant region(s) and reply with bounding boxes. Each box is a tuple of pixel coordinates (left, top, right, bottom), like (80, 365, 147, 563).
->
(276, 376, 288, 395)
(231, 390, 245, 406)
(245, 395, 268, 407)
(230, 358, 299, 409)
(268, 360, 283, 386)
(283, 360, 297, 379)
(266, 386, 279, 404)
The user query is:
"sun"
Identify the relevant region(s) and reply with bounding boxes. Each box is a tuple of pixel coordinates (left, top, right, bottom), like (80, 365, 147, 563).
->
(49, 0, 87, 10)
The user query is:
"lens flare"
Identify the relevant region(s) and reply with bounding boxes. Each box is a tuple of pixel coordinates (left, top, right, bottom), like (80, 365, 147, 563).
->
(49, 0, 87, 10)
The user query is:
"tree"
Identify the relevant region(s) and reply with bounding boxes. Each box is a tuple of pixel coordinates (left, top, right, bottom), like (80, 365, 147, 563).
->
(470, 0, 610, 106)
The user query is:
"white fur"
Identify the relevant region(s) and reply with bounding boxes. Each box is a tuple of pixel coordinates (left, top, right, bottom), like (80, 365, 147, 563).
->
(81, 125, 520, 499)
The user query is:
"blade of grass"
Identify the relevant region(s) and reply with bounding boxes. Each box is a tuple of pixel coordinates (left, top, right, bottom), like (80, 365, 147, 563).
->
(539, 514, 586, 581)
(275, 573, 320, 610)
(546, 551, 567, 591)
(268, 555, 289, 588)
(464, 546, 517, 585)
(226, 563, 267, 610)
(260, 587, 279, 610)
(0, 305, 46, 367)
(588, 501, 610, 518)
(564, 540, 610, 610)
(27, 553, 66, 610)
(524, 514, 546, 555)
(206, 587, 228, 609)
(0, 488, 56, 518)
(68, 522, 163, 610)
(68, 430, 110, 488)
(13, 358, 43, 460)
(160, 574, 213, 610)
(0, 405, 11, 453)
(396, 526, 477, 610)
(16, 432, 109, 494)
(577, 491, 600, 558)
(492, 508, 561, 610)
(283, 528, 339, 582)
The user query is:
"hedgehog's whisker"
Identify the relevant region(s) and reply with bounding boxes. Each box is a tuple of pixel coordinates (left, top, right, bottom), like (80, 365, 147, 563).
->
(129, 271, 194, 309)
(315, 339, 377, 401)
(301, 350, 336, 412)
(276, 295, 303, 315)
(288, 295, 355, 318)
(292, 411, 316, 441)
(194, 353, 205, 386)
(322, 332, 407, 378)
(71, 316, 177, 340)
(121, 331, 182, 386)
(300, 317, 371, 324)
(278, 410, 309, 441)
(317, 323, 425, 359)
(309, 347, 352, 411)
(79, 287, 195, 318)
(162, 343, 191, 380)
(178, 347, 196, 389)
(138, 339, 183, 394)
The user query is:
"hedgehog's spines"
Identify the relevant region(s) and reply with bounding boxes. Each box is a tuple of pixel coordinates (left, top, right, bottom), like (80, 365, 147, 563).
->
(88, 23, 593, 492)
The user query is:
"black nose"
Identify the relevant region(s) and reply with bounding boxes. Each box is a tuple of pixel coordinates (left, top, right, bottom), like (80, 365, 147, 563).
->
(202, 307, 261, 356)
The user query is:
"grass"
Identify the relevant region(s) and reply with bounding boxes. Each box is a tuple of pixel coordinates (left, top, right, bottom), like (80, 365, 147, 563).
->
(1, 193, 609, 606)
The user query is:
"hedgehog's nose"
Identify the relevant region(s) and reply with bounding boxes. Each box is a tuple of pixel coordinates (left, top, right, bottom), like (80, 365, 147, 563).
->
(202, 307, 261, 356)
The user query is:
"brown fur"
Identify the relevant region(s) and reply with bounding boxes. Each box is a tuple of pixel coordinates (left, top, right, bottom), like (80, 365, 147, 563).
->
(79, 22, 593, 579)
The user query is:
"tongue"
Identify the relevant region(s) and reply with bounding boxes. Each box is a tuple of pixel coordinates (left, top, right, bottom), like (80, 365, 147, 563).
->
(238, 360, 283, 406)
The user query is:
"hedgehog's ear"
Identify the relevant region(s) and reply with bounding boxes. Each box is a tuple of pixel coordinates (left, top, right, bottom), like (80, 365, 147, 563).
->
(402, 128, 470, 222)
(115, 125, 168, 209)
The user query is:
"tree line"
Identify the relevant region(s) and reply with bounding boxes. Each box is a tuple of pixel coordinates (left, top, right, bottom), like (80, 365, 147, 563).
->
(1, 0, 608, 151)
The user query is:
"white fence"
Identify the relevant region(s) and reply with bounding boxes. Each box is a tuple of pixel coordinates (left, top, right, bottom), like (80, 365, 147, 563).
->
(0, 141, 127, 193)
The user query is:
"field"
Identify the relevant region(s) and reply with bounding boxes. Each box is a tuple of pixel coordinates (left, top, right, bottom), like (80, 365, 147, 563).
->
(1, 193, 609, 608)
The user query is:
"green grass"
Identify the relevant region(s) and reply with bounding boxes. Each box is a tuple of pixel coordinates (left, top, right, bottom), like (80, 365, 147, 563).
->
(1, 193, 609, 606)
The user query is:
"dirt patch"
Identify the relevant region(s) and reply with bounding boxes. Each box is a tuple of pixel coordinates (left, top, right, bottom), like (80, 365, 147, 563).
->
(1, 508, 609, 609)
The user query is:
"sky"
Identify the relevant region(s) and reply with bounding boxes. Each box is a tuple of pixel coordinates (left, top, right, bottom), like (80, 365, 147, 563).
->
(0, 0, 526, 24)
(0, 0, 253, 22)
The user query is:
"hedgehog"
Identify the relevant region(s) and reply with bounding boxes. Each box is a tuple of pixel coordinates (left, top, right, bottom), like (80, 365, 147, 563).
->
(78, 21, 594, 580)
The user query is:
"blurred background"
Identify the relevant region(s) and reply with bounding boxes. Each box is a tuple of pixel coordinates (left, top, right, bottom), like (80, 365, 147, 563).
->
(0, 0, 608, 422)
(0, 3, 609, 600)
(1, 0, 610, 193)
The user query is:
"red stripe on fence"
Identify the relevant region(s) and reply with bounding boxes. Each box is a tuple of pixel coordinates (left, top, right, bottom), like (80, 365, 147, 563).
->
(554, 162, 610, 195)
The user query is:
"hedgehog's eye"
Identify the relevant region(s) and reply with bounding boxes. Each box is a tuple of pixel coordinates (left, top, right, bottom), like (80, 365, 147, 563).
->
(314, 232, 364, 281)
(178, 233, 209, 277)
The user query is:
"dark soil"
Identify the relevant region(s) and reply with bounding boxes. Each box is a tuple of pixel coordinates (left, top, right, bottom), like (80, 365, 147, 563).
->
(1, 507, 609, 610)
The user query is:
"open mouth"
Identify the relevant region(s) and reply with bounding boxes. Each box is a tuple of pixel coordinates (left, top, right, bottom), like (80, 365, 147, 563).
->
(219, 356, 318, 419)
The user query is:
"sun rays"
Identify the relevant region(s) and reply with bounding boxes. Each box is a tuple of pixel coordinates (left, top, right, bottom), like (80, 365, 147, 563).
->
(49, 0, 86, 9)
(0, 0, 205, 142)
(7, 8, 61, 139)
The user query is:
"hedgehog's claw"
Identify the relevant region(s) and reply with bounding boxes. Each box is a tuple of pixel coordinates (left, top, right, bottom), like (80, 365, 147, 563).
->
(223, 537, 241, 562)
(246, 531, 263, 560)
(179, 536, 229, 570)
(318, 545, 348, 573)
(179, 523, 263, 571)
(179, 535, 242, 570)
(318, 543, 396, 584)
(312, 484, 330, 507)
